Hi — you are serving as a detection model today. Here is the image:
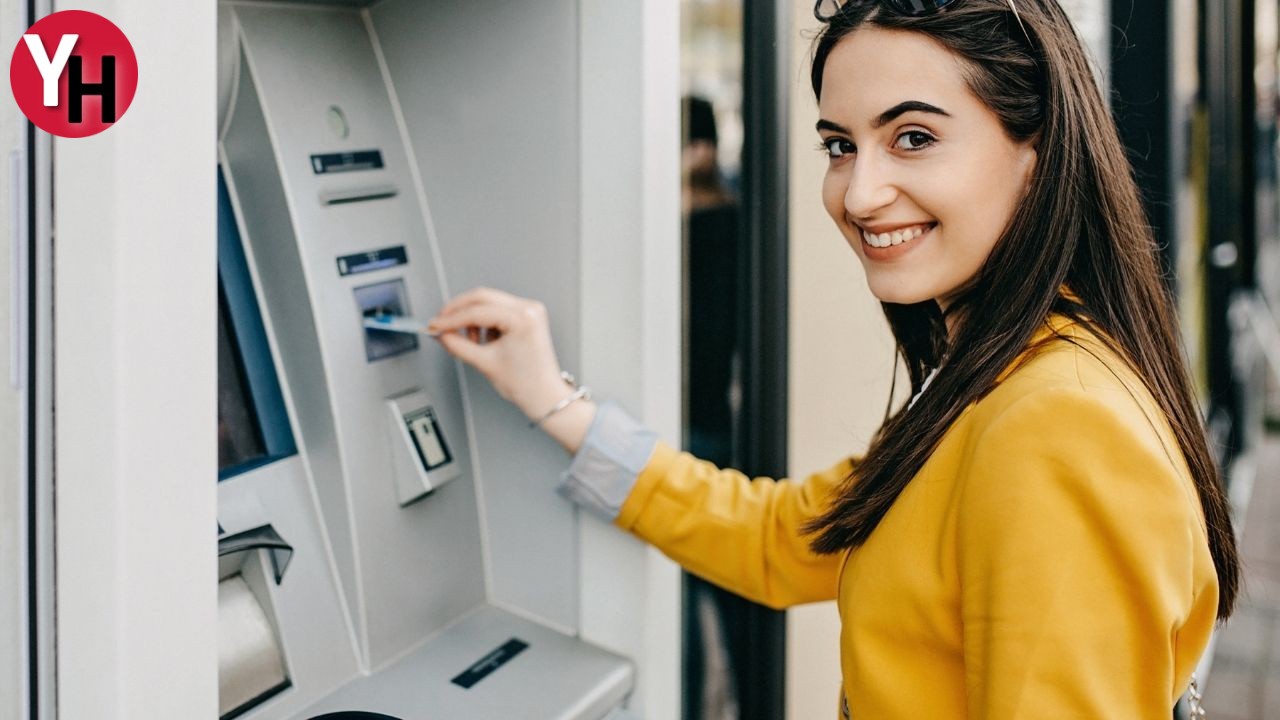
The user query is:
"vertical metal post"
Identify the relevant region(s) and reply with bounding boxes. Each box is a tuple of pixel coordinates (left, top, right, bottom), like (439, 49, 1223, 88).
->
(1110, 0, 1176, 284)
(1204, 0, 1248, 461)
(733, 1, 790, 718)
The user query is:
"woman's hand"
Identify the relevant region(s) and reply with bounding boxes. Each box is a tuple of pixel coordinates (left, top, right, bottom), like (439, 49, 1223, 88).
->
(427, 289, 592, 446)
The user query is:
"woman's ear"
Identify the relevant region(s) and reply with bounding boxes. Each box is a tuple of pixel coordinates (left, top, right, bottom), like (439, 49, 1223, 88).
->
(1016, 142, 1037, 189)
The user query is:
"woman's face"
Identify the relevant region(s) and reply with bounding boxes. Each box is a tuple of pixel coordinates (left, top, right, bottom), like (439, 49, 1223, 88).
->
(818, 27, 1036, 309)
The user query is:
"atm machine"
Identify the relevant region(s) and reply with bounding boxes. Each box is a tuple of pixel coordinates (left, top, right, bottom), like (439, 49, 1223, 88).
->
(213, 2, 679, 718)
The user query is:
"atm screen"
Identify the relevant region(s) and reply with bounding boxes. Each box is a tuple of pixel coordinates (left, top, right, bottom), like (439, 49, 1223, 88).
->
(218, 282, 267, 470)
(216, 169, 297, 479)
(403, 406, 452, 471)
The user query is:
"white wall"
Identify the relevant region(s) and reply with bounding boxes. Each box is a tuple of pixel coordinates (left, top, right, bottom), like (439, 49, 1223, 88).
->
(579, 2, 683, 716)
(784, 6, 900, 719)
(1, 0, 27, 712)
(54, 1, 217, 717)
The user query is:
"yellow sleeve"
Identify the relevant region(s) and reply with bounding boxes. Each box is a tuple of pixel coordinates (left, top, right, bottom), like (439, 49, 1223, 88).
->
(957, 386, 1215, 717)
(614, 441, 857, 609)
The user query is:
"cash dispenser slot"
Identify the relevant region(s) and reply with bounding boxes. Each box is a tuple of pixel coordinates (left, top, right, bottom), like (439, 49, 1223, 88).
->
(218, 525, 294, 719)
(219, 524, 294, 584)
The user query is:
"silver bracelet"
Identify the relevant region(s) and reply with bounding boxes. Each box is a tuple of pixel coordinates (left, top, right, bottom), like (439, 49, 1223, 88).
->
(529, 371, 592, 429)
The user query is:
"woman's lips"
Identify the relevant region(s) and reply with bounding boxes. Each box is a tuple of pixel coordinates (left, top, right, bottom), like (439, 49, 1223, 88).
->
(858, 222, 936, 260)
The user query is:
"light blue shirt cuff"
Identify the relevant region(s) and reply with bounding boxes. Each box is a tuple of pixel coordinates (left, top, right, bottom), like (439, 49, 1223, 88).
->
(557, 400, 659, 521)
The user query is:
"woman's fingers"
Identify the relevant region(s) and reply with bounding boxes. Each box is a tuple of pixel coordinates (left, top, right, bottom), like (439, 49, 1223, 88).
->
(435, 330, 491, 371)
(428, 301, 512, 335)
(438, 286, 518, 316)
(431, 287, 562, 418)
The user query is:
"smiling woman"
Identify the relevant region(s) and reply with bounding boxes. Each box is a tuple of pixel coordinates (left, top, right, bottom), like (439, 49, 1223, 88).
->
(428, 0, 1239, 716)
(814, 32, 1036, 310)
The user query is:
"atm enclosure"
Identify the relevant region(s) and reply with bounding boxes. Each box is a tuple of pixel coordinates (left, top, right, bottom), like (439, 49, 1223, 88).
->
(57, 0, 682, 717)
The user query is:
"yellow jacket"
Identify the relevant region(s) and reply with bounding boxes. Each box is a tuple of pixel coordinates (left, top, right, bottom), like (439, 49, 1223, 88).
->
(613, 315, 1217, 717)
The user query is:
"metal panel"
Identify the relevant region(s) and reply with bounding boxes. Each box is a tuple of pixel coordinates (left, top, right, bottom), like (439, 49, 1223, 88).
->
(224, 3, 488, 668)
(1205, 0, 1249, 461)
(368, 0, 583, 632)
(297, 605, 631, 720)
(216, 458, 362, 719)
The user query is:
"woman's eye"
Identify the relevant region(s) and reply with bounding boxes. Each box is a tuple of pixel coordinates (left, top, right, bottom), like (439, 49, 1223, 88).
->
(821, 137, 855, 158)
(894, 130, 936, 151)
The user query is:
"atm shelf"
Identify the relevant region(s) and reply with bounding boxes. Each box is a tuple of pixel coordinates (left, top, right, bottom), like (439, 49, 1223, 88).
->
(294, 604, 633, 720)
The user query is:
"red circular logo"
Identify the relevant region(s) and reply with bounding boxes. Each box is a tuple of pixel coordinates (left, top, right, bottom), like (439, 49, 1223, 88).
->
(9, 11, 138, 138)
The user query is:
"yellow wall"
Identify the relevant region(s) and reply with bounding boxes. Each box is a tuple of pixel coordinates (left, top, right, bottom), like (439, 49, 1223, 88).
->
(784, 6, 900, 718)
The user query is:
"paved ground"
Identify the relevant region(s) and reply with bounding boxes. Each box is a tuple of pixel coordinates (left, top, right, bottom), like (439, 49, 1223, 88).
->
(1202, 431, 1280, 718)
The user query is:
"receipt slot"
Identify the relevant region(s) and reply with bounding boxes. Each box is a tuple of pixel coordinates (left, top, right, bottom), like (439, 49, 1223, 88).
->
(387, 390, 459, 505)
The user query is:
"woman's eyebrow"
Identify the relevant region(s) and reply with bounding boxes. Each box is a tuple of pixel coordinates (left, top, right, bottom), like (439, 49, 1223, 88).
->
(815, 119, 850, 134)
(872, 101, 950, 128)
(816, 101, 951, 135)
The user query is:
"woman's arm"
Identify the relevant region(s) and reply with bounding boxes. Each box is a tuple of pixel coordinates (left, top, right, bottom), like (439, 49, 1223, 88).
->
(431, 287, 856, 609)
(556, 399, 856, 608)
(617, 438, 857, 609)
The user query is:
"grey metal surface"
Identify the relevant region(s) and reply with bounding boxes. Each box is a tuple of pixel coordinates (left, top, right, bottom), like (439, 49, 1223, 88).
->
(385, 389, 463, 504)
(222, 36, 363, 662)
(369, 0, 584, 634)
(295, 604, 632, 720)
(217, 459, 360, 719)
(224, 3, 487, 669)
(219, 4, 636, 718)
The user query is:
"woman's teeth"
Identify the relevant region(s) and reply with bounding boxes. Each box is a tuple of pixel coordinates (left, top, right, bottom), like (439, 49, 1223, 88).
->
(861, 224, 929, 248)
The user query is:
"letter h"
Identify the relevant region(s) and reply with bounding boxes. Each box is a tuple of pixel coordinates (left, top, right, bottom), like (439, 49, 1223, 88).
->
(66, 55, 116, 124)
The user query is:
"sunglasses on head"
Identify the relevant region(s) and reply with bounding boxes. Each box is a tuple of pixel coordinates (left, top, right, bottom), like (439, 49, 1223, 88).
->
(815, 0, 957, 19)
(813, 0, 1028, 41)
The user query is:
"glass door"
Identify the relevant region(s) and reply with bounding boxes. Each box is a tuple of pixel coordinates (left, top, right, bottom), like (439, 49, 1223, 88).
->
(681, 1, 789, 718)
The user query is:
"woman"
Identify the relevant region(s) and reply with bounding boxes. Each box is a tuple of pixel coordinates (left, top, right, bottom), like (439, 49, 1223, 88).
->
(427, 0, 1239, 715)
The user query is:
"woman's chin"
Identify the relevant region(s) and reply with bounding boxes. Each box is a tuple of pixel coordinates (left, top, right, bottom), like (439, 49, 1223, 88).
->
(866, 282, 938, 307)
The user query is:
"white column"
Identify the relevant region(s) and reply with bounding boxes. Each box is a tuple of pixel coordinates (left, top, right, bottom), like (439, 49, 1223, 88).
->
(54, 1, 217, 717)
(1, 0, 30, 714)
(579, 0, 683, 716)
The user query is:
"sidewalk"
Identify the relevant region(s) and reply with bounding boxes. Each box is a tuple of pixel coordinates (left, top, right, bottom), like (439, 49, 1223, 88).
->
(1202, 431, 1280, 718)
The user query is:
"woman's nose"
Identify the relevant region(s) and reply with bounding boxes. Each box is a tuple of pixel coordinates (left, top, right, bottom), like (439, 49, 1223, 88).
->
(844, 155, 898, 219)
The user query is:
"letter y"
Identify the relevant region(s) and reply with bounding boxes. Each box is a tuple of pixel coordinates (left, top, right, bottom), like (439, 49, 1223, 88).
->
(23, 34, 78, 107)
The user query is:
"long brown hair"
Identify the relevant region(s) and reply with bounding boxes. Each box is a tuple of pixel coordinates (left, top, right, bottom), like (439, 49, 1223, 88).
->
(802, 0, 1240, 620)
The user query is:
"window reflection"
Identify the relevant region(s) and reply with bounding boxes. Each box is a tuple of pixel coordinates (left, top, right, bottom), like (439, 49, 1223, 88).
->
(681, 2, 754, 719)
